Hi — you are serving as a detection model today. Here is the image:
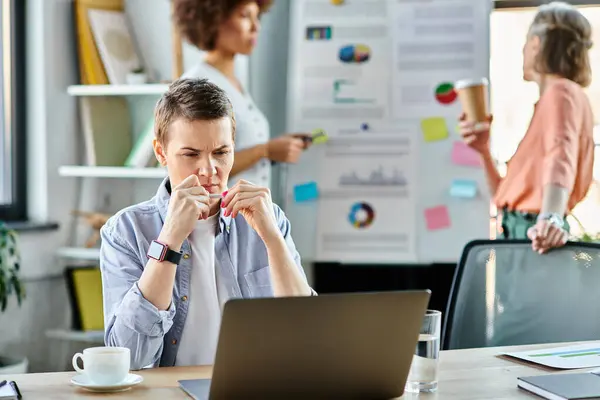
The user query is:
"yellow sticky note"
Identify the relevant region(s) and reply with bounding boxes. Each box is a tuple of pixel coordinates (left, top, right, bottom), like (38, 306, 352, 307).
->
(421, 117, 449, 142)
(331, 0, 345, 4)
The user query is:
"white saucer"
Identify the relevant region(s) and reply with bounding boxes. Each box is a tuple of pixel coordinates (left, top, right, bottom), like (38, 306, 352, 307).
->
(71, 373, 143, 392)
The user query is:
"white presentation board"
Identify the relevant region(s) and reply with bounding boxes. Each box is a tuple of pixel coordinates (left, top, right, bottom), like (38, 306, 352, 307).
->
(284, 0, 493, 264)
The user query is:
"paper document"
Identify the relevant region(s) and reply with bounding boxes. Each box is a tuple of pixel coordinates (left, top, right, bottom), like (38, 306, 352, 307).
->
(504, 342, 600, 369)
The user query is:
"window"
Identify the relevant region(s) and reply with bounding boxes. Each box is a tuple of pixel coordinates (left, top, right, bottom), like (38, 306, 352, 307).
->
(0, 0, 26, 221)
(490, 1, 600, 237)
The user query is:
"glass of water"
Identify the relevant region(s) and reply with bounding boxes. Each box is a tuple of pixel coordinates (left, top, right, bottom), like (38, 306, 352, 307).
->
(405, 309, 442, 393)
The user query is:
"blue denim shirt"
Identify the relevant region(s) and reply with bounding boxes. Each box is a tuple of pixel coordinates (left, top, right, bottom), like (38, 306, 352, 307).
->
(99, 178, 315, 369)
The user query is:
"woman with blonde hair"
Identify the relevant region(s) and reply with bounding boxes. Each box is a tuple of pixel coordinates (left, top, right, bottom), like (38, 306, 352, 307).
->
(459, 2, 595, 253)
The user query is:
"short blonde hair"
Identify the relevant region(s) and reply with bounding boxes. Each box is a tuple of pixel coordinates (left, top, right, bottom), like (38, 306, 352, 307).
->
(529, 2, 593, 87)
(154, 78, 236, 145)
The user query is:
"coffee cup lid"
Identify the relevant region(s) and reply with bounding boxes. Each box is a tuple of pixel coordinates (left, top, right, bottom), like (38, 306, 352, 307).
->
(454, 78, 489, 90)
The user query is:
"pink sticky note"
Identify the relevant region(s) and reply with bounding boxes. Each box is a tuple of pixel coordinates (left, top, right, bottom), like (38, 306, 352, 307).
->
(451, 141, 482, 167)
(424, 206, 451, 231)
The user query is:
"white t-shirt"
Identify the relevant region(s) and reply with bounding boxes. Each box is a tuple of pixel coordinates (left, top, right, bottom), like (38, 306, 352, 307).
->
(182, 62, 271, 188)
(175, 213, 223, 366)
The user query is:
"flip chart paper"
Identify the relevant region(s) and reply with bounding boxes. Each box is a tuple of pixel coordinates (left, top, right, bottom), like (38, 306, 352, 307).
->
(451, 141, 482, 167)
(294, 181, 319, 202)
(421, 117, 449, 142)
(450, 179, 478, 198)
(424, 205, 451, 231)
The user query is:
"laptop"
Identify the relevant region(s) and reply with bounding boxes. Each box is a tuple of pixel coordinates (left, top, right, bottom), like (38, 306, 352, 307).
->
(179, 290, 431, 400)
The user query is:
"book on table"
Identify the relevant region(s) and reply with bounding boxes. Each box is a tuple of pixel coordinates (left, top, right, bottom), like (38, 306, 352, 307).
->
(518, 368, 600, 400)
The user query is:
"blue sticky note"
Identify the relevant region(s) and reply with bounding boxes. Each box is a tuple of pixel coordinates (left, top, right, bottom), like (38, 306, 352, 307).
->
(450, 179, 478, 198)
(294, 181, 319, 202)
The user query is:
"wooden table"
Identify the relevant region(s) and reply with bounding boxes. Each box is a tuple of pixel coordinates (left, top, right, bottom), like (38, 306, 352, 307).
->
(1, 341, 595, 399)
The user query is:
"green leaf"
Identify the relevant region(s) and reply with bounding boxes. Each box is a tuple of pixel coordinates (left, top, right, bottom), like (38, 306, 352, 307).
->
(0, 273, 5, 310)
(11, 275, 23, 305)
(0, 273, 6, 312)
(0, 226, 24, 311)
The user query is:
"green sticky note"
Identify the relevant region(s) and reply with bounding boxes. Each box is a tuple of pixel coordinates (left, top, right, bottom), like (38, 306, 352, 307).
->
(312, 128, 329, 144)
(421, 117, 449, 142)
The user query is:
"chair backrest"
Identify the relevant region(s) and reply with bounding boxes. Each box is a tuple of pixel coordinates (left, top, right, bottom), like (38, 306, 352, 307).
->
(443, 239, 600, 350)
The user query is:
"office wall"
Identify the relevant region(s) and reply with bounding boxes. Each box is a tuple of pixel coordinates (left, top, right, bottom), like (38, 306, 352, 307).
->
(248, 0, 291, 205)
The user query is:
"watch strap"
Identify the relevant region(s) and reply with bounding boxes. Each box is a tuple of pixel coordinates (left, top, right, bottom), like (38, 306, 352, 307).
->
(537, 212, 564, 228)
(163, 247, 183, 265)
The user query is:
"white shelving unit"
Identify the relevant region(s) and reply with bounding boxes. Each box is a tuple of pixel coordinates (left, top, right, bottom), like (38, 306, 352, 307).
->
(58, 165, 166, 179)
(45, 329, 104, 343)
(67, 84, 169, 96)
(57, 84, 164, 299)
(56, 247, 100, 261)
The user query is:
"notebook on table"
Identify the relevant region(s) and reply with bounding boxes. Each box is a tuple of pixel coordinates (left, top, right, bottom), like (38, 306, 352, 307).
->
(518, 369, 600, 400)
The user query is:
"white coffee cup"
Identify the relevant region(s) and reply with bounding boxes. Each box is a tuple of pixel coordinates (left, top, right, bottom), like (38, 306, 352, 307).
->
(72, 347, 130, 385)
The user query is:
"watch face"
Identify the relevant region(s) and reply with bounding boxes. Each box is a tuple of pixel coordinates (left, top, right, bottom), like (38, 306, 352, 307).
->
(148, 241, 167, 261)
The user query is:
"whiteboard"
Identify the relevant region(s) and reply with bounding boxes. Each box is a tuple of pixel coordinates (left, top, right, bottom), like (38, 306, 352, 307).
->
(284, 0, 493, 264)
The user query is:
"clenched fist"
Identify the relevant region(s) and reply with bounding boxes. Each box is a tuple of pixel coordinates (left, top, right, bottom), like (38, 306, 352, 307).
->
(159, 175, 211, 250)
(266, 134, 310, 163)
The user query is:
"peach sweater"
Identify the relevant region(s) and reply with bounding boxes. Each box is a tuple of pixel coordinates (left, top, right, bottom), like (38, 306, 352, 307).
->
(494, 78, 595, 214)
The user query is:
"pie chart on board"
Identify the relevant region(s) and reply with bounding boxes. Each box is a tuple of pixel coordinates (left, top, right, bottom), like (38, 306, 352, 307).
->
(348, 202, 375, 229)
(435, 82, 457, 105)
(339, 44, 371, 63)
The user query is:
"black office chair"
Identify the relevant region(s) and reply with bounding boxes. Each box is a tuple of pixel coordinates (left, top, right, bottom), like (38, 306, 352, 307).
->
(442, 239, 600, 350)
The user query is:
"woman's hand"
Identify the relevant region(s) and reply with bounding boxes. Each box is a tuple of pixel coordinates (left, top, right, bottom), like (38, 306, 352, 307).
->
(291, 133, 313, 150)
(527, 219, 569, 254)
(159, 174, 211, 250)
(221, 180, 280, 243)
(458, 113, 493, 154)
(266, 134, 308, 163)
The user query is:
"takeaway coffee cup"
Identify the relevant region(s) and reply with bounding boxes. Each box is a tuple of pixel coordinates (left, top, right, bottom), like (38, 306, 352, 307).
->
(455, 78, 489, 123)
(72, 347, 130, 385)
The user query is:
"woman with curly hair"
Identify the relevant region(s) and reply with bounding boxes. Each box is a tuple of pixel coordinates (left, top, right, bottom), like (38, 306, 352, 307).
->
(458, 2, 595, 254)
(172, 0, 311, 189)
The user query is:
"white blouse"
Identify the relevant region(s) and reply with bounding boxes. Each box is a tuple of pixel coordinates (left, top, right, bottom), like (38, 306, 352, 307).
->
(182, 62, 271, 188)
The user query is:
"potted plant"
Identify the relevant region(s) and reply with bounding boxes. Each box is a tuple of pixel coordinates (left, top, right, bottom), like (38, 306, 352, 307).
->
(0, 222, 28, 374)
(126, 66, 148, 85)
(568, 214, 600, 243)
